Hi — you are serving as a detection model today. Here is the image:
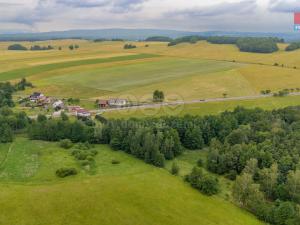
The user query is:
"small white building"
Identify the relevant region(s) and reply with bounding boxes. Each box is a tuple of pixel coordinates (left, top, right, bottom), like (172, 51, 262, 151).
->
(52, 100, 64, 110)
(108, 99, 127, 107)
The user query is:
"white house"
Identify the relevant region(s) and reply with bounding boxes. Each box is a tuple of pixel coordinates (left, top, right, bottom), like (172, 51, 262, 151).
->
(108, 99, 127, 107)
(52, 100, 64, 110)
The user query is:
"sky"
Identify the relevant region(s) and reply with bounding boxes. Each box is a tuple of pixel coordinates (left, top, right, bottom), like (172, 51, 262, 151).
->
(0, 0, 298, 33)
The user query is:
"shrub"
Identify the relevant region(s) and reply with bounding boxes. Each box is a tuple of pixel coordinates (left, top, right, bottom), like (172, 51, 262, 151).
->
(56, 168, 78, 178)
(171, 162, 180, 175)
(111, 159, 120, 164)
(59, 139, 73, 149)
(186, 167, 220, 196)
(124, 44, 136, 49)
(197, 158, 204, 167)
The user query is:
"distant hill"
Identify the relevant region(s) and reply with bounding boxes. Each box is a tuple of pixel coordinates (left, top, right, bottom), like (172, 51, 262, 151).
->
(1, 28, 300, 42)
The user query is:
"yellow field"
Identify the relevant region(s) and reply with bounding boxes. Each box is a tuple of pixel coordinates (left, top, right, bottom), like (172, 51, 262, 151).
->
(0, 39, 299, 110)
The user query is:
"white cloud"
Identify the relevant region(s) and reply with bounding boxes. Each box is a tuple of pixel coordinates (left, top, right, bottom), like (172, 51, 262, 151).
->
(0, 0, 296, 32)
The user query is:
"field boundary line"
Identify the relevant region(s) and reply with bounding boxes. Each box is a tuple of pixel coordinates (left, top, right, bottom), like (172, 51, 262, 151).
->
(0, 142, 15, 170)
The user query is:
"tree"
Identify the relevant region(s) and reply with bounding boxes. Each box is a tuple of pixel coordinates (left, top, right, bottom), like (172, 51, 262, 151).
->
(69, 45, 74, 50)
(183, 126, 204, 150)
(153, 90, 165, 102)
(243, 158, 259, 177)
(0, 123, 13, 143)
(233, 173, 265, 212)
(259, 163, 279, 199)
(271, 201, 298, 225)
(286, 170, 300, 203)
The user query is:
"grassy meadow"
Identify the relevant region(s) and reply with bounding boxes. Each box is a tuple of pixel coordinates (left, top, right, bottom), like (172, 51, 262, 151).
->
(0, 138, 265, 225)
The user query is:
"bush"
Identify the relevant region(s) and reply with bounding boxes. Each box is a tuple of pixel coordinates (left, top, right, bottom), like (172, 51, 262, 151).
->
(186, 167, 220, 196)
(124, 44, 136, 49)
(59, 139, 73, 149)
(197, 158, 204, 167)
(56, 168, 78, 178)
(171, 162, 180, 175)
(111, 159, 120, 164)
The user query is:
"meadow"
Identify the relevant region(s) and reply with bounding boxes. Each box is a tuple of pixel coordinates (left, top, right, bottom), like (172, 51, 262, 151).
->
(0, 138, 264, 225)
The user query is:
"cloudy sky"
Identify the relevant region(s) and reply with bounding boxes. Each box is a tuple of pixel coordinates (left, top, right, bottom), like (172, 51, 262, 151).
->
(0, 0, 298, 33)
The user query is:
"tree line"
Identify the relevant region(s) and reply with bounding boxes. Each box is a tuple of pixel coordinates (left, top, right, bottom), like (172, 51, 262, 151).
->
(0, 78, 33, 108)
(166, 35, 283, 53)
(8, 44, 55, 51)
(286, 42, 300, 51)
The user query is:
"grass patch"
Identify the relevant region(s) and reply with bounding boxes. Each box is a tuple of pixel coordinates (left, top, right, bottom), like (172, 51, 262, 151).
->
(0, 53, 157, 81)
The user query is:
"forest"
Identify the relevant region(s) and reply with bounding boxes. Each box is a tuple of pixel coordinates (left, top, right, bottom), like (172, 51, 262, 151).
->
(168, 35, 283, 53)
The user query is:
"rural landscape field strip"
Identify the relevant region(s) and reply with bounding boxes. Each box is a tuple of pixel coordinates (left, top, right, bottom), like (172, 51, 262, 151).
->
(0, 53, 158, 81)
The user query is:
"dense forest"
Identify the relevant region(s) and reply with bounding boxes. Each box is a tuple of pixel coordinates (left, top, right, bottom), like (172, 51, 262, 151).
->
(286, 42, 300, 51)
(145, 36, 173, 42)
(167, 35, 283, 53)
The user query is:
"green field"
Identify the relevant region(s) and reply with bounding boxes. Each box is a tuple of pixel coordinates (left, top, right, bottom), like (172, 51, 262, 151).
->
(0, 138, 264, 225)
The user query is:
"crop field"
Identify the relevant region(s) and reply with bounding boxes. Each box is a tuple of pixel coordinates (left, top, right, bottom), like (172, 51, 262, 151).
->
(0, 138, 264, 225)
(0, 39, 299, 107)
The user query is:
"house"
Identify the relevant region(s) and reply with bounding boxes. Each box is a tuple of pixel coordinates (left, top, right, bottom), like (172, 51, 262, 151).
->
(52, 100, 64, 110)
(76, 109, 91, 118)
(108, 98, 127, 107)
(68, 106, 82, 115)
(97, 99, 109, 108)
(29, 92, 44, 102)
(37, 97, 51, 107)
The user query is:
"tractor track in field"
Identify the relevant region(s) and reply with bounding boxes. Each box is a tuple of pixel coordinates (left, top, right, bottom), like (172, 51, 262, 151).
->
(0, 142, 14, 170)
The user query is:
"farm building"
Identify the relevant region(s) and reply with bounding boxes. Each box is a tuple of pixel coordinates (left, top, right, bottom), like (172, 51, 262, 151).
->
(108, 99, 127, 107)
(97, 99, 109, 108)
(68, 106, 82, 115)
(29, 92, 45, 102)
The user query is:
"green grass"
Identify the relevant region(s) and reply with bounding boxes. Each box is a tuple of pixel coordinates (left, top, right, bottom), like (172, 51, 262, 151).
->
(0, 138, 265, 225)
(0, 53, 157, 81)
(31, 57, 238, 98)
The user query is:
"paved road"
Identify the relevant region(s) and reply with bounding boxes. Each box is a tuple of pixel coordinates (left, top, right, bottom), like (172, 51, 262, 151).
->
(90, 92, 300, 114)
(28, 92, 300, 119)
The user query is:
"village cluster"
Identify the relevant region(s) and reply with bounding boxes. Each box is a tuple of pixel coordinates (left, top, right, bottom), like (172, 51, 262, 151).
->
(21, 92, 128, 118)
